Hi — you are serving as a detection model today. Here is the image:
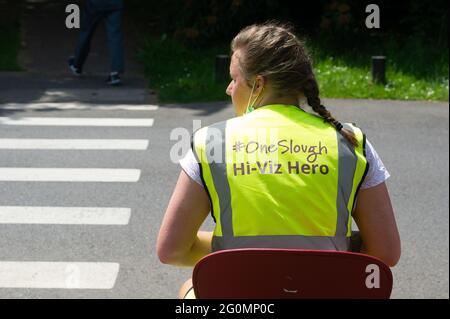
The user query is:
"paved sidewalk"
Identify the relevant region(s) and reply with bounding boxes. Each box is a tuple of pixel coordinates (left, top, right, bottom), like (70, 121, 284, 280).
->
(0, 0, 155, 104)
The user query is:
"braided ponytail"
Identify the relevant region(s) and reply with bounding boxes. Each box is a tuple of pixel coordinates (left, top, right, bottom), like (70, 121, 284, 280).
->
(303, 77, 358, 147)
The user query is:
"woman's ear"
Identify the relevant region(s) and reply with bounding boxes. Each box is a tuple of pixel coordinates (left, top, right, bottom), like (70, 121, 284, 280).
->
(255, 75, 266, 95)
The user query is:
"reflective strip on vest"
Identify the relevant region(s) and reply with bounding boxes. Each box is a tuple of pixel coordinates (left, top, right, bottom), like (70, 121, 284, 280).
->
(212, 235, 350, 251)
(193, 105, 367, 252)
(336, 124, 357, 237)
(205, 121, 233, 237)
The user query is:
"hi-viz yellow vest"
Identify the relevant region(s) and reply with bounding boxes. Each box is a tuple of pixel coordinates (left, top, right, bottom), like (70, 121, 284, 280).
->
(192, 104, 369, 252)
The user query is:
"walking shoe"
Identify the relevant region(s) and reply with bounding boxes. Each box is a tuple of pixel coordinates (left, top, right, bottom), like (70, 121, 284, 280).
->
(68, 56, 82, 76)
(106, 72, 122, 86)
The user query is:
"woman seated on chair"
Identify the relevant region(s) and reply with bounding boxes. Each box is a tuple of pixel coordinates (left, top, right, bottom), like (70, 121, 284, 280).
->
(157, 21, 401, 299)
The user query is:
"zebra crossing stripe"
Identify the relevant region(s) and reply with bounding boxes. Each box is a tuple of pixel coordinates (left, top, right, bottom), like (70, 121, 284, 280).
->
(0, 117, 154, 127)
(1, 103, 159, 111)
(0, 168, 141, 182)
(0, 262, 119, 289)
(0, 139, 149, 150)
(0, 207, 131, 225)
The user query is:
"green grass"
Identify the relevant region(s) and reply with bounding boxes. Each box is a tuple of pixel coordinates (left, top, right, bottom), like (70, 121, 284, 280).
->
(308, 36, 449, 101)
(139, 36, 449, 103)
(314, 57, 448, 101)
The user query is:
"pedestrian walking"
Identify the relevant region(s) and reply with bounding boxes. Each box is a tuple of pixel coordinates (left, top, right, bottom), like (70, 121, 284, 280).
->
(68, 0, 124, 85)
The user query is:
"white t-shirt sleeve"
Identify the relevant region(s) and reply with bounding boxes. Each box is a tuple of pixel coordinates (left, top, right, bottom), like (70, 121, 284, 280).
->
(179, 139, 390, 190)
(179, 149, 203, 186)
(360, 139, 390, 189)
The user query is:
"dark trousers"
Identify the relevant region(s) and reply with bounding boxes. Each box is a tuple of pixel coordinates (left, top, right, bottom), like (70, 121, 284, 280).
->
(73, 0, 124, 73)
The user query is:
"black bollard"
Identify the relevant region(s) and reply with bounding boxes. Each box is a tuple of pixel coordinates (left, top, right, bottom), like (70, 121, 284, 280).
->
(372, 56, 386, 84)
(215, 55, 230, 83)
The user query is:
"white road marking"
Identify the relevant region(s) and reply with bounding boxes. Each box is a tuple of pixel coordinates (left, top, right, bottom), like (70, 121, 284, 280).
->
(0, 262, 119, 289)
(0, 139, 149, 150)
(0, 206, 131, 225)
(1, 102, 159, 111)
(0, 168, 141, 182)
(0, 117, 154, 127)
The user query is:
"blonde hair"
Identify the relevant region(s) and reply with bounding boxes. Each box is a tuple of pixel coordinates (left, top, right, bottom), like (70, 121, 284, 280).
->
(231, 21, 358, 147)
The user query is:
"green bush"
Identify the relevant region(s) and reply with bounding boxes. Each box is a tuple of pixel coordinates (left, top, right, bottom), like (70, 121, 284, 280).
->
(139, 36, 230, 103)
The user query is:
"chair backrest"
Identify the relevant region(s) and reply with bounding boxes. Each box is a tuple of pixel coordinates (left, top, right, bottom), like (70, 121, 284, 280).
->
(192, 248, 393, 299)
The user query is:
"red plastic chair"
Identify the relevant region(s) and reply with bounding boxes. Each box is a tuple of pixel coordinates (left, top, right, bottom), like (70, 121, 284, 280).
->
(192, 248, 393, 299)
